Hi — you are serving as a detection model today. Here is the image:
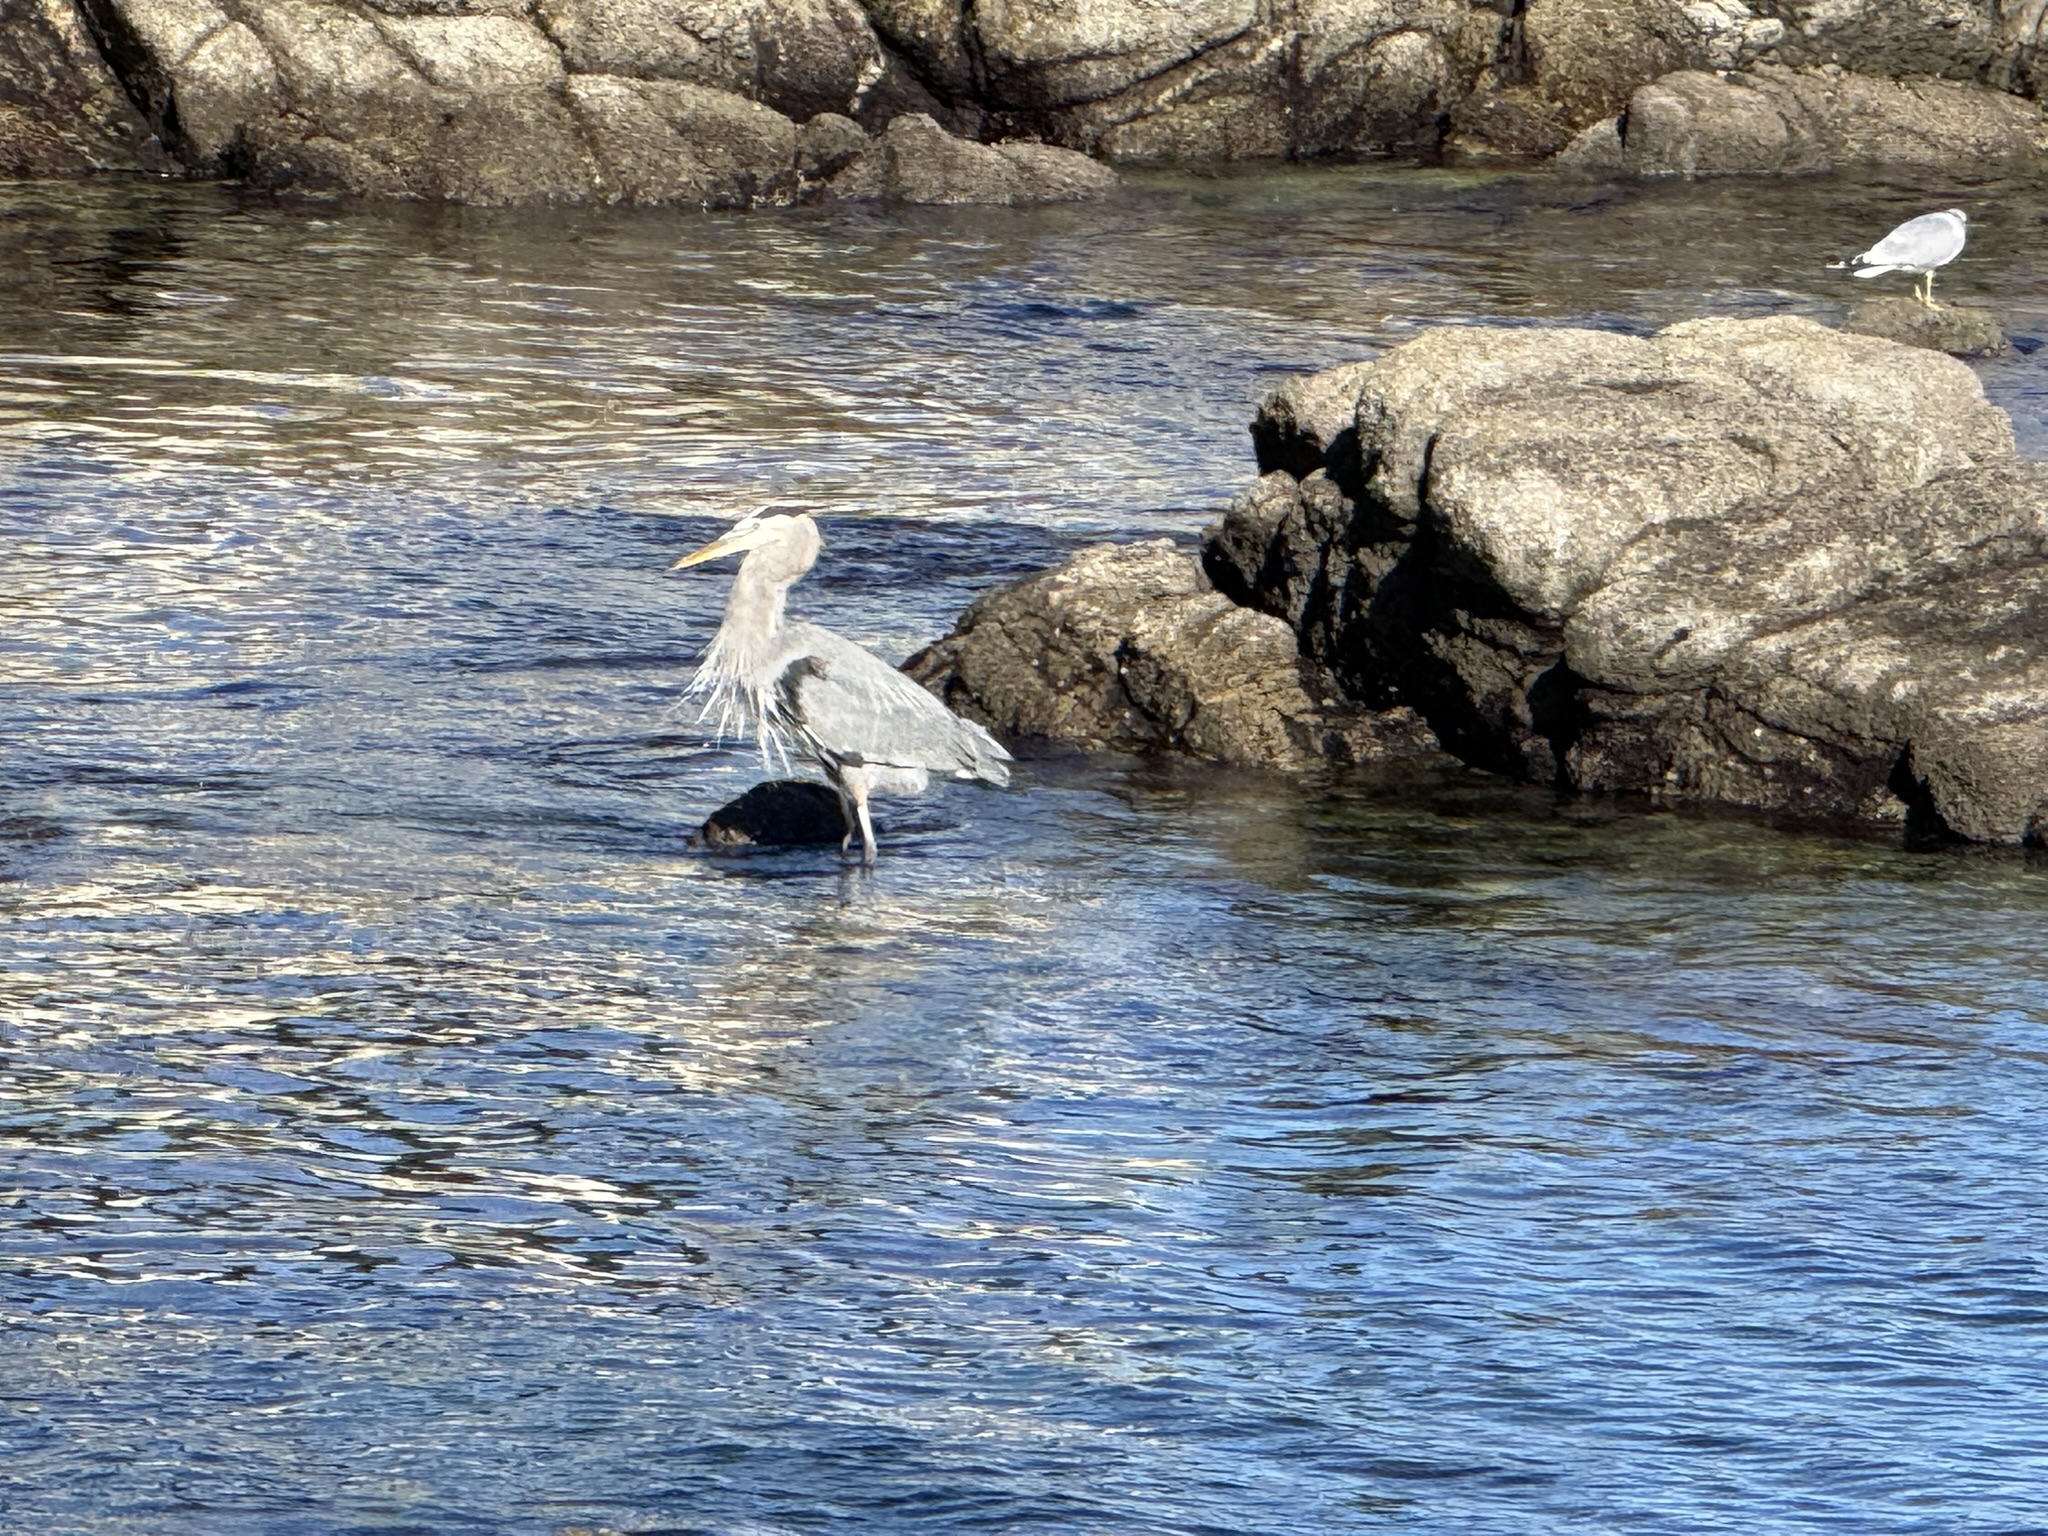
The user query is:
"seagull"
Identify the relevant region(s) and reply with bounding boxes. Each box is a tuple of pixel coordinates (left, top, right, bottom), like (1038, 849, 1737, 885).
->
(1831, 208, 1967, 308)
(672, 509, 1011, 864)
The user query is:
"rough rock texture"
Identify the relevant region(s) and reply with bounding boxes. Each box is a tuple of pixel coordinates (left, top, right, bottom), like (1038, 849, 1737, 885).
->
(1205, 317, 2048, 843)
(1, 0, 167, 175)
(906, 540, 1442, 771)
(1844, 296, 2012, 358)
(11, 0, 2048, 193)
(15, 0, 1112, 202)
(1557, 62, 2048, 177)
(701, 778, 848, 846)
(822, 111, 1118, 203)
(537, 0, 882, 123)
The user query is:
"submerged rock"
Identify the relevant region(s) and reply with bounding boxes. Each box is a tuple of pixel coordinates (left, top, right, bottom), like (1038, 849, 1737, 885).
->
(1207, 316, 2048, 844)
(906, 540, 1442, 772)
(1842, 297, 2012, 359)
(701, 779, 847, 846)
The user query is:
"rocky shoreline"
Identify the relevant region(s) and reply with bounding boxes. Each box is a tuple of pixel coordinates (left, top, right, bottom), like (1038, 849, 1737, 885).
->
(8, 0, 2048, 203)
(912, 315, 2048, 848)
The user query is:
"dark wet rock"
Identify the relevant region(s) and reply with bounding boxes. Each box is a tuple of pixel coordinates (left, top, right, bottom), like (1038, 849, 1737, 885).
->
(906, 540, 1444, 771)
(1558, 63, 2047, 177)
(701, 779, 847, 846)
(1, 0, 168, 176)
(1843, 297, 2013, 358)
(1207, 316, 2048, 843)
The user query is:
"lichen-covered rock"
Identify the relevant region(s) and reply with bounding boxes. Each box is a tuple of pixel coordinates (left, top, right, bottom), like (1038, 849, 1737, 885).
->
(1208, 318, 2048, 843)
(907, 540, 1441, 770)
(1843, 297, 2012, 359)
(1562, 63, 2048, 177)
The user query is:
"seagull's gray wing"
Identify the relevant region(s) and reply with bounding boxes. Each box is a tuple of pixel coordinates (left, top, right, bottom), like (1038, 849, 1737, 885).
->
(771, 623, 1011, 785)
(1855, 211, 1966, 272)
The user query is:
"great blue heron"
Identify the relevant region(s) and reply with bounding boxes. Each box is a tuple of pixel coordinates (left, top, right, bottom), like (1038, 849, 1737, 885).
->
(1833, 208, 1967, 307)
(673, 510, 1011, 863)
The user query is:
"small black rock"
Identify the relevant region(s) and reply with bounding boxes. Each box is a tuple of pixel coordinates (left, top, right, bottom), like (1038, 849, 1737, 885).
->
(700, 780, 846, 848)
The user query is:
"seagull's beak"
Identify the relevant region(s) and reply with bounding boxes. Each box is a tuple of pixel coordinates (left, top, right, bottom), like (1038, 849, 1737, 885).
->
(672, 528, 751, 569)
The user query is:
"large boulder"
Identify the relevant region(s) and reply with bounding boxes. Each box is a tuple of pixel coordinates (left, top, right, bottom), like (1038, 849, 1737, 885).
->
(1558, 62, 2048, 176)
(907, 540, 1441, 770)
(1, 0, 167, 176)
(1205, 318, 2048, 842)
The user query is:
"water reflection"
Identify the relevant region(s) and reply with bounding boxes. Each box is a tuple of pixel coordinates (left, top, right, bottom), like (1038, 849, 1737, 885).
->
(4, 168, 2048, 1534)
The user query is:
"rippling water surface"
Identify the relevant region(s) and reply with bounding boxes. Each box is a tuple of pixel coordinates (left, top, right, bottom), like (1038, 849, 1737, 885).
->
(6, 165, 2048, 1535)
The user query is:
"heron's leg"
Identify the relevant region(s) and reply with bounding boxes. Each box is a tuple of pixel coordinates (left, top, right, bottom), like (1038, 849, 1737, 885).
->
(1922, 271, 1936, 308)
(855, 796, 879, 866)
(833, 785, 858, 856)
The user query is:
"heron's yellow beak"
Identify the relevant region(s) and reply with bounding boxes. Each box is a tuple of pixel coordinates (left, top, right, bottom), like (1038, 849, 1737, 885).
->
(672, 530, 747, 569)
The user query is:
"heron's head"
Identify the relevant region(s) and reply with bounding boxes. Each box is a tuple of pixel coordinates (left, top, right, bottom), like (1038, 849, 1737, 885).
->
(672, 509, 820, 577)
(1947, 208, 1967, 222)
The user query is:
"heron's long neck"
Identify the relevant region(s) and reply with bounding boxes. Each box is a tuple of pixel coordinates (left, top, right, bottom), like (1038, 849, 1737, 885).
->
(708, 560, 793, 683)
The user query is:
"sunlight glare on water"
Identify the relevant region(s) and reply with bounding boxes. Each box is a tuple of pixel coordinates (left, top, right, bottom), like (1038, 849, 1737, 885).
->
(4, 165, 2048, 1535)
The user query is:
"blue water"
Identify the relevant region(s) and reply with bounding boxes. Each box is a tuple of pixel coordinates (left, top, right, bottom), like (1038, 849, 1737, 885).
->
(4, 166, 2048, 1535)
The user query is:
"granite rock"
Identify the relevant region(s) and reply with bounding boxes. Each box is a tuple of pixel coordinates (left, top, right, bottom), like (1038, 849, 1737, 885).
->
(908, 539, 1442, 770)
(1205, 317, 2048, 842)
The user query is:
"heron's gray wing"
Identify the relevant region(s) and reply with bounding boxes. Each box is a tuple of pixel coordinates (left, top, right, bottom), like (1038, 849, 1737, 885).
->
(1857, 213, 1965, 269)
(772, 624, 1011, 785)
